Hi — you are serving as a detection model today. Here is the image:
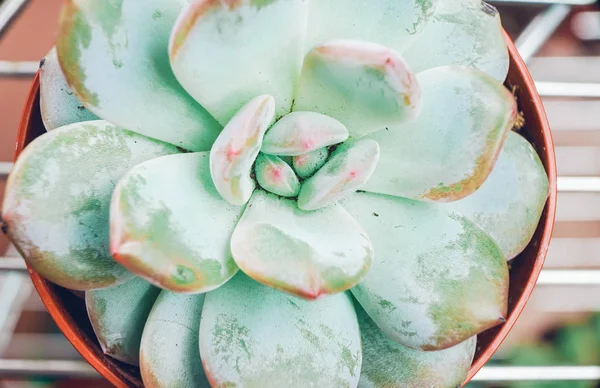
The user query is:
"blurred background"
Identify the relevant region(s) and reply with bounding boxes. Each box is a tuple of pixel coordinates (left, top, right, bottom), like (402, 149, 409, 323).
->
(1, 0, 600, 387)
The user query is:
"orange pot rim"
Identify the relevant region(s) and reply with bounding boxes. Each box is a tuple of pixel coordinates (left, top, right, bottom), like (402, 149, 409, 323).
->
(13, 31, 557, 387)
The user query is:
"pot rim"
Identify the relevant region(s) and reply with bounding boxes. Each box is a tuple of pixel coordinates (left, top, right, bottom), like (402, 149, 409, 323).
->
(12, 32, 557, 387)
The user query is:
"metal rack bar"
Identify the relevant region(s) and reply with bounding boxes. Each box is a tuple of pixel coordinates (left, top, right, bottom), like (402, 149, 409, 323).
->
(472, 366, 600, 382)
(0, 161, 12, 176)
(515, 4, 572, 63)
(492, 0, 595, 4)
(537, 81, 600, 97)
(0, 359, 99, 378)
(0, 60, 38, 77)
(0, 0, 30, 38)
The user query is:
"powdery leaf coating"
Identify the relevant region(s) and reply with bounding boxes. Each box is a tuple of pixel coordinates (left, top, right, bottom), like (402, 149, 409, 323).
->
(444, 132, 550, 260)
(140, 291, 209, 388)
(210, 95, 275, 206)
(298, 139, 380, 211)
(110, 152, 242, 294)
(356, 303, 476, 388)
(56, 0, 221, 151)
(231, 190, 373, 299)
(200, 274, 362, 387)
(40, 47, 99, 131)
(261, 112, 349, 156)
(306, 0, 437, 53)
(1, 120, 179, 290)
(86, 277, 160, 366)
(343, 192, 508, 350)
(255, 154, 301, 198)
(403, 0, 509, 82)
(294, 40, 421, 139)
(293, 147, 329, 179)
(364, 65, 517, 202)
(170, 0, 308, 125)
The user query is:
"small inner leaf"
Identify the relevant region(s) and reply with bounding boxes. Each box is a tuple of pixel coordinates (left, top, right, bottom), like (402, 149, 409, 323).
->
(293, 148, 329, 179)
(210, 95, 275, 206)
(255, 154, 301, 197)
(298, 139, 380, 211)
(261, 112, 348, 156)
(294, 39, 421, 138)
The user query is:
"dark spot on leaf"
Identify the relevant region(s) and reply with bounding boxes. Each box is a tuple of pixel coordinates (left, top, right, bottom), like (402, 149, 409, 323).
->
(0, 213, 8, 235)
(372, 212, 379, 217)
(77, 105, 85, 110)
(39, 58, 46, 68)
(481, 1, 498, 16)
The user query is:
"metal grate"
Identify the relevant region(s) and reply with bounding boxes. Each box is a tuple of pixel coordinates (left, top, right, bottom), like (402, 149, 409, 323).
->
(1, 0, 600, 384)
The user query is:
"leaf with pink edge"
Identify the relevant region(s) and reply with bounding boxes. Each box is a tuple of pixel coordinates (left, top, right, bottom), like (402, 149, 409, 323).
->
(230, 190, 373, 299)
(57, 0, 221, 151)
(444, 132, 550, 260)
(294, 40, 421, 138)
(170, 0, 308, 124)
(261, 112, 348, 156)
(1, 120, 179, 290)
(210, 95, 275, 206)
(110, 152, 242, 294)
(86, 277, 160, 365)
(343, 192, 508, 351)
(297, 139, 380, 211)
(200, 274, 362, 387)
(363, 65, 517, 202)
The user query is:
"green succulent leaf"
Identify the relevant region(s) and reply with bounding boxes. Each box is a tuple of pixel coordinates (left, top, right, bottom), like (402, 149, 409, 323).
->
(86, 277, 160, 365)
(110, 152, 242, 294)
(356, 303, 476, 388)
(140, 291, 209, 388)
(293, 147, 329, 179)
(2, 120, 179, 290)
(306, 0, 437, 53)
(403, 0, 509, 82)
(40, 47, 99, 131)
(298, 139, 380, 211)
(261, 112, 349, 156)
(444, 132, 550, 260)
(363, 65, 517, 202)
(343, 192, 508, 350)
(56, 0, 221, 151)
(294, 40, 421, 138)
(199, 274, 362, 387)
(230, 190, 373, 299)
(169, 0, 308, 125)
(255, 154, 301, 198)
(210, 95, 275, 206)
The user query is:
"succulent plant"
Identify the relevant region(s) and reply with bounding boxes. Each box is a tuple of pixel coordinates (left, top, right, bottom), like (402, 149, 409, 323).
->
(1, 0, 550, 386)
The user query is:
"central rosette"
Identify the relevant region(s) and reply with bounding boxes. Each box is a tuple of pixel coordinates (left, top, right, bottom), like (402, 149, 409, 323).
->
(210, 95, 381, 211)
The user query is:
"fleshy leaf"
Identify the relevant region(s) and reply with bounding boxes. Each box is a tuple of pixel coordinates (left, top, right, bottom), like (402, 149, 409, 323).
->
(200, 274, 362, 387)
(2, 120, 179, 290)
(140, 291, 209, 387)
(255, 154, 301, 198)
(56, 0, 221, 151)
(110, 152, 242, 294)
(298, 139, 380, 211)
(40, 47, 99, 131)
(230, 190, 373, 299)
(210, 95, 275, 206)
(403, 0, 509, 82)
(294, 40, 421, 138)
(444, 132, 550, 260)
(170, 0, 308, 124)
(293, 148, 329, 179)
(86, 277, 160, 365)
(261, 112, 348, 156)
(343, 192, 508, 350)
(363, 65, 517, 202)
(306, 0, 437, 53)
(356, 303, 476, 388)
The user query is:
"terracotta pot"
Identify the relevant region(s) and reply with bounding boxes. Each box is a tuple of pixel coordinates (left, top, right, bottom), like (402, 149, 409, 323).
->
(13, 33, 557, 387)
